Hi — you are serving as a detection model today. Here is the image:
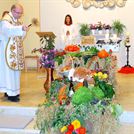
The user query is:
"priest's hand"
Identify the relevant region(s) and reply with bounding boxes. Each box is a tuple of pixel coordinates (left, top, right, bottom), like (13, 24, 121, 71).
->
(22, 25, 29, 31)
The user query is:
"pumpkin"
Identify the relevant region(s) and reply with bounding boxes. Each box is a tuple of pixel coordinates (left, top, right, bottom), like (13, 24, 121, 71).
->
(97, 49, 109, 58)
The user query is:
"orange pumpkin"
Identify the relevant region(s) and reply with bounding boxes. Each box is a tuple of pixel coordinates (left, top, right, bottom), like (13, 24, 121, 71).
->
(97, 49, 109, 58)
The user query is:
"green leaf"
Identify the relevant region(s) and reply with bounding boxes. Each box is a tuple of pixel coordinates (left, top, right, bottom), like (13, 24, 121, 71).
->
(91, 86, 105, 99)
(72, 87, 93, 105)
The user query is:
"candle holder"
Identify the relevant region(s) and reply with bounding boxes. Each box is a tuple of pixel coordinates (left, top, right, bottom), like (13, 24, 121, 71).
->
(118, 44, 134, 74)
(123, 45, 133, 68)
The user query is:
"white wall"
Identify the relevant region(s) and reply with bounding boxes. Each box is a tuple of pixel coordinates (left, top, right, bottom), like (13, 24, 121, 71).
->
(40, 0, 134, 68)
(17, 0, 40, 56)
(0, 0, 40, 56)
(0, 0, 40, 68)
(0, 0, 16, 15)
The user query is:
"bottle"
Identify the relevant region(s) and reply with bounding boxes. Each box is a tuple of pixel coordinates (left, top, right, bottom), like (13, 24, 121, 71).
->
(83, 79, 88, 88)
(69, 77, 74, 97)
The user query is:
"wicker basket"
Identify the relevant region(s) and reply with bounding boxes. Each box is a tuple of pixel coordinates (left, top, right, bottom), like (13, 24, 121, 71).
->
(81, 35, 95, 45)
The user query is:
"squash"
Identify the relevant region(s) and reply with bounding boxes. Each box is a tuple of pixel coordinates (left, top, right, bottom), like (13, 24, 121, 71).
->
(97, 49, 109, 58)
(58, 85, 67, 102)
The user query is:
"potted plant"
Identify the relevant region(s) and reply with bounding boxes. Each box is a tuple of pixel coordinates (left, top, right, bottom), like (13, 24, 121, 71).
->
(112, 20, 126, 37)
(104, 24, 111, 34)
(90, 24, 97, 35)
(96, 21, 104, 34)
(79, 24, 91, 36)
(79, 24, 93, 45)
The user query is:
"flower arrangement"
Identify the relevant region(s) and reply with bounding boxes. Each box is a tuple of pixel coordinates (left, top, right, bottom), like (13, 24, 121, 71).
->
(35, 43, 121, 134)
(96, 21, 104, 30)
(60, 119, 86, 134)
(104, 24, 111, 30)
(89, 22, 112, 35)
(36, 70, 122, 134)
(90, 24, 97, 30)
(40, 48, 56, 68)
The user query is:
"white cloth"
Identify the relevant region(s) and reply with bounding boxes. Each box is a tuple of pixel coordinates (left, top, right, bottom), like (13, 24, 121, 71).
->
(0, 13, 26, 96)
(61, 24, 76, 49)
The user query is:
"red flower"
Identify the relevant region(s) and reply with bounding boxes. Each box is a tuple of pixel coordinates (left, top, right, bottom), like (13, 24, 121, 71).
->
(77, 127, 86, 134)
(65, 131, 72, 134)
(67, 124, 74, 132)
(109, 49, 112, 55)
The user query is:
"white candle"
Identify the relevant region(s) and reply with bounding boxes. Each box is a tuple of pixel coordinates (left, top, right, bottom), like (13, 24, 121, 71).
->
(105, 33, 109, 39)
(125, 32, 130, 36)
(125, 36, 130, 46)
(113, 34, 117, 41)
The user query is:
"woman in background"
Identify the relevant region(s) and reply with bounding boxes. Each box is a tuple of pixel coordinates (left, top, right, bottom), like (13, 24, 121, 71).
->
(61, 14, 76, 48)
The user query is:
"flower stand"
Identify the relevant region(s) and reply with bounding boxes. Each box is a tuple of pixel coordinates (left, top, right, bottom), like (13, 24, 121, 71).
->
(44, 68, 54, 93)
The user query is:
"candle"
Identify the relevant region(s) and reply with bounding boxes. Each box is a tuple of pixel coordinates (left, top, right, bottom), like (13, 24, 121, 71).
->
(105, 33, 109, 43)
(105, 33, 109, 39)
(125, 32, 130, 36)
(125, 36, 130, 46)
(124, 32, 131, 46)
(112, 34, 117, 42)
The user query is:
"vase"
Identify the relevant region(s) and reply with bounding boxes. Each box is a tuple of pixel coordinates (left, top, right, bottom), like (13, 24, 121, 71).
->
(91, 29, 95, 35)
(44, 68, 54, 93)
(98, 30, 103, 35)
(106, 29, 110, 34)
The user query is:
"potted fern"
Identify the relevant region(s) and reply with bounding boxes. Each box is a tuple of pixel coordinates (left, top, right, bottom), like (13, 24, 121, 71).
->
(112, 20, 126, 37)
(79, 24, 91, 36)
(79, 24, 93, 44)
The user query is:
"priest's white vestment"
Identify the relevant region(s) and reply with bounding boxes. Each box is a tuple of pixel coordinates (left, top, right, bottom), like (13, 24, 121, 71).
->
(0, 12, 26, 96)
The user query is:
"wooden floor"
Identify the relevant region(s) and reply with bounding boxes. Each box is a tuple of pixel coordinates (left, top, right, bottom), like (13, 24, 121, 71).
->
(0, 70, 134, 111)
(115, 73, 134, 111)
(0, 70, 46, 107)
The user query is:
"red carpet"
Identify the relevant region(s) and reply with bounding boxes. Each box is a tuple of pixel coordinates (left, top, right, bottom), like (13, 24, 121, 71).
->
(118, 66, 134, 74)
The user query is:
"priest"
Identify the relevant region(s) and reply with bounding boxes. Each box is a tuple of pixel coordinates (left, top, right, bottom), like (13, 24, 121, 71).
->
(0, 4, 29, 102)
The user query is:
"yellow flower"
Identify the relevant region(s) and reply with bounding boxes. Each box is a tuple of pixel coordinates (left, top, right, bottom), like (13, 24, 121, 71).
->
(97, 72, 103, 77)
(60, 126, 67, 133)
(71, 119, 81, 130)
(94, 73, 98, 76)
(102, 73, 108, 79)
